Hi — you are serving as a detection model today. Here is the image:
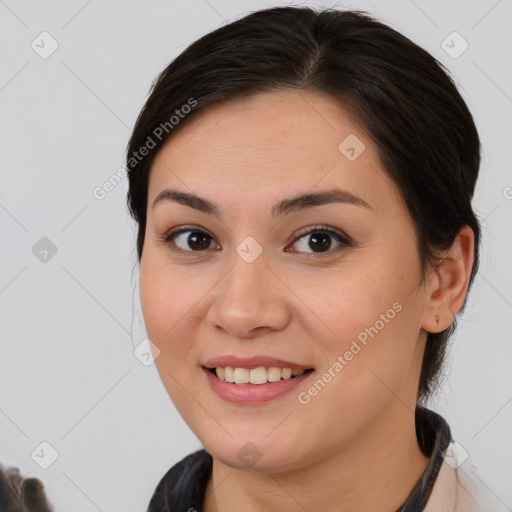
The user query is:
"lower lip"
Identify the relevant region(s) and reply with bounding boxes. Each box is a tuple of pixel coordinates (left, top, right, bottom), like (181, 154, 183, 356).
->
(203, 367, 314, 403)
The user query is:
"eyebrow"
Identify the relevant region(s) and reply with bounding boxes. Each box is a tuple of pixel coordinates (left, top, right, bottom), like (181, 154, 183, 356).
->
(152, 187, 371, 219)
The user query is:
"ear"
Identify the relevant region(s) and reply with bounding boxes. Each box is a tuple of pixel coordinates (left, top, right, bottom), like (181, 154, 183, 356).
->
(421, 225, 475, 333)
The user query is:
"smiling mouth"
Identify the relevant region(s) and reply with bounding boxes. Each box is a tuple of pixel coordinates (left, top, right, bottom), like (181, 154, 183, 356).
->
(206, 366, 314, 385)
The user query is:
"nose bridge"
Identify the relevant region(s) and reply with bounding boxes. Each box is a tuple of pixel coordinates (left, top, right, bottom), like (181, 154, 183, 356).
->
(223, 243, 271, 312)
(207, 241, 289, 337)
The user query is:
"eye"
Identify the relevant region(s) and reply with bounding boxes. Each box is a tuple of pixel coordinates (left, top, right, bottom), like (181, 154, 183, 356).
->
(160, 224, 351, 257)
(162, 227, 219, 256)
(287, 225, 351, 256)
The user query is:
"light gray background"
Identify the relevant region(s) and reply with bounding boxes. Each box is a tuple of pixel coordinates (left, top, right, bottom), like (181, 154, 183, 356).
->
(1, 0, 511, 510)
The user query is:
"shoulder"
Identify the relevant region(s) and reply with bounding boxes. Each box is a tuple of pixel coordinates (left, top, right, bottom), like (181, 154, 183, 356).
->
(147, 449, 212, 512)
(424, 446, 497, 512)
(454, 461, 501, 512)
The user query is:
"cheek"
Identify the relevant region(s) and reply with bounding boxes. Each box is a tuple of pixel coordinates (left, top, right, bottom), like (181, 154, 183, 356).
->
(297, 278, 421, 445)
(312, 256, 422, 380)
(140, 253, 192, 337)
(139, 255, 197, 368)
(313, 264, 398, 329)
(139, 259, 202, 415)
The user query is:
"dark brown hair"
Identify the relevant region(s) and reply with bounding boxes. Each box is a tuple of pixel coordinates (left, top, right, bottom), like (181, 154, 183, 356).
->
(125, 6, 481, 403)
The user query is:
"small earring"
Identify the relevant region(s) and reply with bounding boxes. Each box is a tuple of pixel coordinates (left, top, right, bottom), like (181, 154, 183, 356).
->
(435, 315, 440, 324)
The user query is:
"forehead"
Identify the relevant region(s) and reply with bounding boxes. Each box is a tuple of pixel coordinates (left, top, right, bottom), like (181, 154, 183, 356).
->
(148, 89, 398, 209)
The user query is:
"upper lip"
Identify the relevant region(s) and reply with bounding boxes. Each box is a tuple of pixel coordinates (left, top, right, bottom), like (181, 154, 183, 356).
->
(203, 355, 314, 370)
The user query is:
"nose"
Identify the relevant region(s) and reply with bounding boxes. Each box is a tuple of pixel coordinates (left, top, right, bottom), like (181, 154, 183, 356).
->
(206, 249, 291, 339)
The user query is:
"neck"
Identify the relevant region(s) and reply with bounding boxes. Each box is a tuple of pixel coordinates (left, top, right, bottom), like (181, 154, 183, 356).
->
(203, 403, 429, 512)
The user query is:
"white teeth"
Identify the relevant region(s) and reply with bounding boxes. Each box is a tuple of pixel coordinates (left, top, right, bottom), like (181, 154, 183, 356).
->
(281, 368, 292, 379)
(213, 366, 307, 384)
(223, 366, 234, 383)
(233, 367, 250, 384)
(267, 367, 282, 382)
(249, 367, 268, 385)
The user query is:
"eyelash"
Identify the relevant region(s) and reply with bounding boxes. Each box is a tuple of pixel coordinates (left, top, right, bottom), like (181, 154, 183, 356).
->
(159, 225, 352, 258)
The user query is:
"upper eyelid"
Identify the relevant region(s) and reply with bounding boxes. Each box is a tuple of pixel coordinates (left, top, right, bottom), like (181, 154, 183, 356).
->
(293, 225, 350, 241)
(166, 224, 348, 239)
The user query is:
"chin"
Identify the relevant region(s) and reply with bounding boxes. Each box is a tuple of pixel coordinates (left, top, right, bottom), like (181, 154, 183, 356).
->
(202, 432, 309, 473)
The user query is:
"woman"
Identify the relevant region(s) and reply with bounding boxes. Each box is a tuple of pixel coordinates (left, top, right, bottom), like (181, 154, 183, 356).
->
(126, 6, 489, 511)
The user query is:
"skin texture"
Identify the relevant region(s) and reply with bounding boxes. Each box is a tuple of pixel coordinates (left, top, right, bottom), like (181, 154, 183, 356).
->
(139, 89, 474, 512)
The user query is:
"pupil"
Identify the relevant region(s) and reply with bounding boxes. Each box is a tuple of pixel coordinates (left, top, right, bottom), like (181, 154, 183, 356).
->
(189, 232, 210, 250)
(310, 233, 331, 252)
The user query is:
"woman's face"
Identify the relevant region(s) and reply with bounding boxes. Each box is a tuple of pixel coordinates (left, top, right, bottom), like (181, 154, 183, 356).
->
(139, 89, 431, 471)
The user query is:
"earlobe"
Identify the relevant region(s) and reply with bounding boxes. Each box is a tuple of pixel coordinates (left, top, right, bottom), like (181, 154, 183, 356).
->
(421, 225, 475, 334)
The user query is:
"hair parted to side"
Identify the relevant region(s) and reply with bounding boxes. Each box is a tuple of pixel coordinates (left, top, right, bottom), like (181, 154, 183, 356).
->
(126, 6, 481, 403)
